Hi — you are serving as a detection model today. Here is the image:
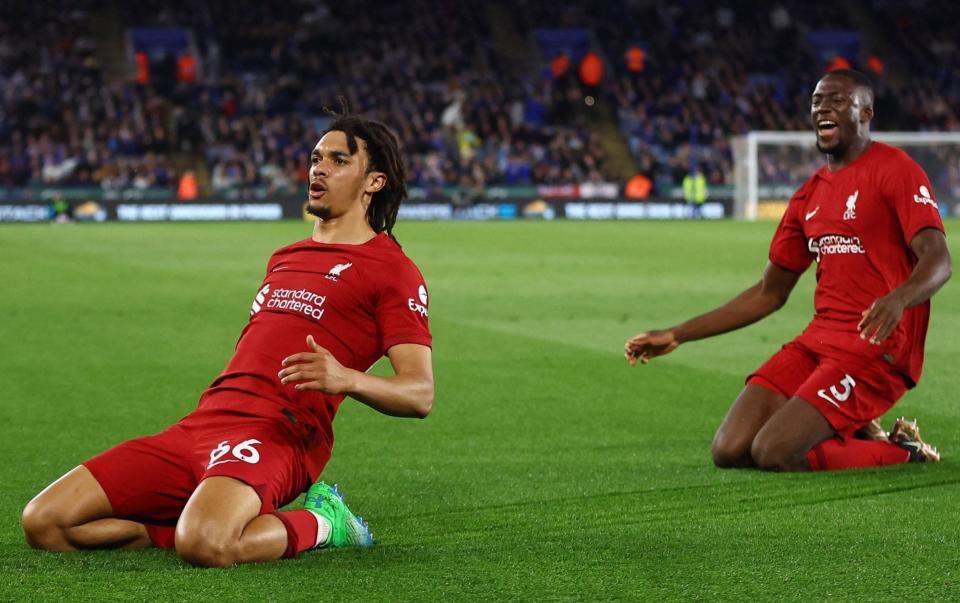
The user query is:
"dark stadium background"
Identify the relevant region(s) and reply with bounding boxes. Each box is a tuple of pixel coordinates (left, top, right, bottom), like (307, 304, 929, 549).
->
(1, 0, 957, 223)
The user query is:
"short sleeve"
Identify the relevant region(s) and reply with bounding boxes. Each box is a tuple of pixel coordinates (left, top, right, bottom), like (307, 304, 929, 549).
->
(376, 260, 432, 354)
(882, 154, 945, 245)
(768, 182, 815, 274)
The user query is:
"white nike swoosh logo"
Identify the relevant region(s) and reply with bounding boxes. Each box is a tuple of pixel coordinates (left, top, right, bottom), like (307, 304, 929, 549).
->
(805, 207, 819, 221)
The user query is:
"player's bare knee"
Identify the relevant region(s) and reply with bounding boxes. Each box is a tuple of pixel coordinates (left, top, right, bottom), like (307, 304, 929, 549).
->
(176, 537, 236, 568)
(20, 499, 67, 550)
(711, 441, 744, 468)
(750, 440, 776, 470)
(751, 439, 804, 472)
(712, 426, 761, 468)
(175, 528, 238, 568)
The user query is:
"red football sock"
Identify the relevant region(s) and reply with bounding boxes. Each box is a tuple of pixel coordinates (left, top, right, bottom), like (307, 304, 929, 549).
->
(145, 524, 176, 549)
(807, 437, 910, 471)
(272, 509, 320, 559)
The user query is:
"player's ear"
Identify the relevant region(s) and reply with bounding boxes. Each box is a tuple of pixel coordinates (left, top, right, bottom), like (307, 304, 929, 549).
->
(855, 89, 874, 124)
(365, 171, 386, 194)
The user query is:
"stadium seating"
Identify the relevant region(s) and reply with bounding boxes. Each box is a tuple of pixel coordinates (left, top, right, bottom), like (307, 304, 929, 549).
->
(1, 0, 956, 195)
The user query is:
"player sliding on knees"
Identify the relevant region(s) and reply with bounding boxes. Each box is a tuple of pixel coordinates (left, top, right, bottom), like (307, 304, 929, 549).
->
(624, 69, 951, 472)
(21, 110, 435, 566)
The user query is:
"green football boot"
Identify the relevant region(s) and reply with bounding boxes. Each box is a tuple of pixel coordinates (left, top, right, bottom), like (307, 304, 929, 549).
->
(303, 481, 374, 547)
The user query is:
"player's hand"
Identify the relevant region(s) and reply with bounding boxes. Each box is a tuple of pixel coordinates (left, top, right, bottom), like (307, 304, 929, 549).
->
(278, 335, 354, 393)
(857, 293, 906, 345)
(624, 329, 680, 366)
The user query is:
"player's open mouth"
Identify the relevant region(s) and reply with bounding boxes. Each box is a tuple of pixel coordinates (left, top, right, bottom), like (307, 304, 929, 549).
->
(309, 182, 327, 199)
(816, 120, 838, 139)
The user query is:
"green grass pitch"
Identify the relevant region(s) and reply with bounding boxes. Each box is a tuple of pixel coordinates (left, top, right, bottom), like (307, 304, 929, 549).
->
(2, 219, 958, 600)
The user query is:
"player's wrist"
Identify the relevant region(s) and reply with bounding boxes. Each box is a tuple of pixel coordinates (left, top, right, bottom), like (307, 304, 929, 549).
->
(885, 288, 912, 310)
(341, 369, 361, 395)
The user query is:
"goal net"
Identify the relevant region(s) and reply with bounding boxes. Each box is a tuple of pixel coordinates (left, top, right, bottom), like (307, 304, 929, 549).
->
(731, 131, 960, 220)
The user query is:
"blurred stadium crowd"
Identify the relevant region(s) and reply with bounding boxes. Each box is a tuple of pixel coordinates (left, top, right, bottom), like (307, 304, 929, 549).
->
(0, 0, 957, 197)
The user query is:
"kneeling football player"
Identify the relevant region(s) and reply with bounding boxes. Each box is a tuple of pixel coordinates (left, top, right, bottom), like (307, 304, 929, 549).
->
(22, 114, 434, 566)
(624, 70, 951, 471)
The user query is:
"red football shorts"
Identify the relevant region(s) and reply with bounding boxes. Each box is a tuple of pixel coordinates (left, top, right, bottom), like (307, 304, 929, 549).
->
(83, 407, 321, 527)
(747, 330, 908, 438)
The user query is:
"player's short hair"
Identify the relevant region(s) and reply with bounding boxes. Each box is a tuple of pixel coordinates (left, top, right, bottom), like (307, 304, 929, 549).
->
(322, 102, 408, 243)
(824, 68, 874, 105)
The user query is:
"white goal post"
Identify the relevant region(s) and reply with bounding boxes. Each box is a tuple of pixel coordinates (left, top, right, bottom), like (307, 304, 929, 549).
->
(731, 131, 960, 220)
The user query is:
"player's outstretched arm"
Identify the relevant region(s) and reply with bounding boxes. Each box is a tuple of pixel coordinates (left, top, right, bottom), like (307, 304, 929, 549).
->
(858, 228, 952, 344)
(279, 336, 434, 418)
(625, 261, 801, 366)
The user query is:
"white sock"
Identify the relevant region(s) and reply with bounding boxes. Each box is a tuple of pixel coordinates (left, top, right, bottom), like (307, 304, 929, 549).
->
(307, 510, 332, 547)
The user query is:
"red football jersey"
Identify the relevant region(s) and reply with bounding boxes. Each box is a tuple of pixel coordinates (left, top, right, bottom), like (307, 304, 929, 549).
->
(197, 233, 432, 478)
(769, 142, 945, 387)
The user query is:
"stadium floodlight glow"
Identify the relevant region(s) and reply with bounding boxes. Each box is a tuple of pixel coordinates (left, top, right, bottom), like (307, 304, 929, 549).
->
(732, 131, 960, 220)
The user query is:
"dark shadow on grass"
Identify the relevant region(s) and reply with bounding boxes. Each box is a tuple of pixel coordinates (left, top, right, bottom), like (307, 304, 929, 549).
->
(375, 467, 960, 523)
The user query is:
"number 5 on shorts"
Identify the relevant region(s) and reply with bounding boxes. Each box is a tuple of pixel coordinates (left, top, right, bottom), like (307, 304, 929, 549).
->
(817, 373, 856, 408)
(207, 439, 263, 468)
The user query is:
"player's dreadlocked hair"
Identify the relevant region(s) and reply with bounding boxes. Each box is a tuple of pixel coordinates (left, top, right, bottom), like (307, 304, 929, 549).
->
(322, 100, 407, 243)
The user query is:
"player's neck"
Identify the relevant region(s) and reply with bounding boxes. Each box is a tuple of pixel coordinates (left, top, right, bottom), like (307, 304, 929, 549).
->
(310, 212, 376, 245)
(827, 137, 872, 172)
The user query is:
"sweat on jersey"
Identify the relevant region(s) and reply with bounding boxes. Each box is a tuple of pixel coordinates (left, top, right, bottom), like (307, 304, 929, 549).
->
(769, 142, 945, 388)
(197, 233, 432, 478)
